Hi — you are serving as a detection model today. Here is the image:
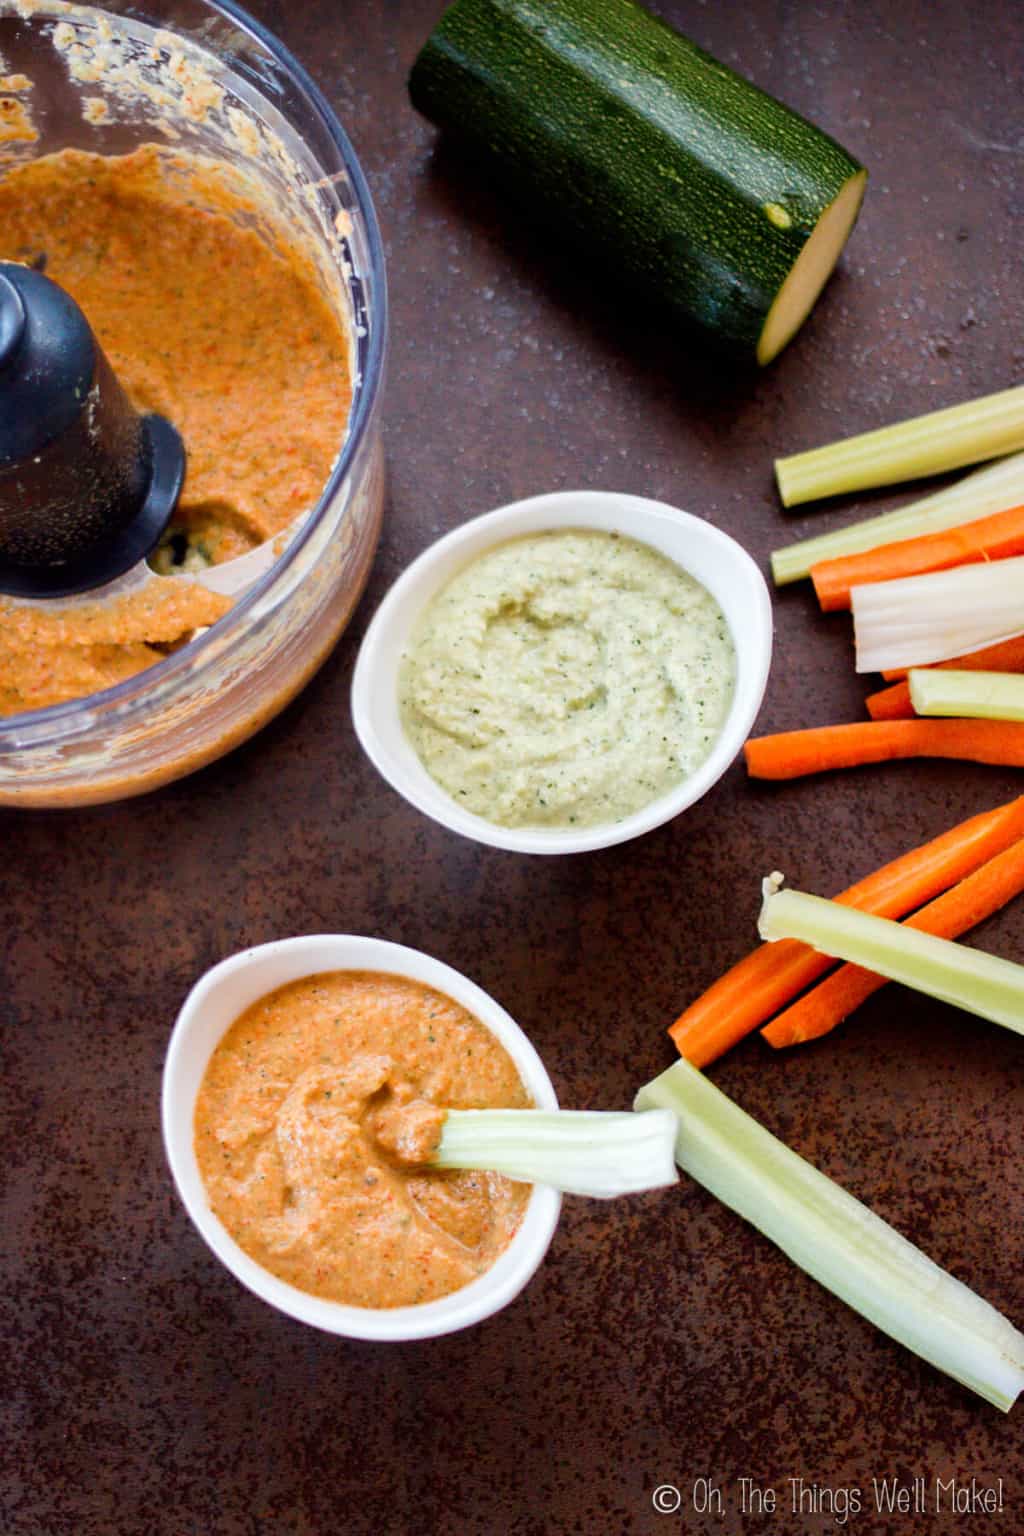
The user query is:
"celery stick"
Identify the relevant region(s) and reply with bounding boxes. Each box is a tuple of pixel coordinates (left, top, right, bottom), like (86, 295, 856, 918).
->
(758, 875, 1024, 1035)
(775, 386, 1024, 507)
(771, 451, 1024, 586)
(909, 668, 1024, 722)
(433, 1108, 678, 1198)
(852, 558, 1024, 672)
(635, 1059, 1024, 1411)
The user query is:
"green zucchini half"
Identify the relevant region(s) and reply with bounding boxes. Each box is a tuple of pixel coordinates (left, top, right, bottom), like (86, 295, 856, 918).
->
(410, 0, 867, 364)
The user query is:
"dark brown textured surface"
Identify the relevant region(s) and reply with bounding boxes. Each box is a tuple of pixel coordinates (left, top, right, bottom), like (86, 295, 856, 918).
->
(3, 2, 1023, 1531)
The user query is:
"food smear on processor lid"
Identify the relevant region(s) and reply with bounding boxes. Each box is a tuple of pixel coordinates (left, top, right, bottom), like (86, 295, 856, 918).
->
(398, 529, 736, 829)
(193, 970, 532, 1309)
(0, 144, 352, 717)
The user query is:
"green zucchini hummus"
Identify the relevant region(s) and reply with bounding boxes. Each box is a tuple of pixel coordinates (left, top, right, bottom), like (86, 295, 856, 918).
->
(398, 529, 736, 829)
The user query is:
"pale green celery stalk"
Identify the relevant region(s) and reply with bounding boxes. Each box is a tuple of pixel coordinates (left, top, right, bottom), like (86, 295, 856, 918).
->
(433, 1109, 678, 1198)
(758, 875, 1024, 1035)
(635, 1059, 1024, 1411)
(775, 385, 1024, 508)
(771, 451, 1024, 585)
(909, 668, 1024, 722)
(852, 558, 1024, 673)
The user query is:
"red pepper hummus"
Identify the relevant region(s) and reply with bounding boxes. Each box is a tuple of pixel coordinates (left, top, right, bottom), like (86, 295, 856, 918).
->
(0, 144, 351, 717)
(194, 972, 532, 1309)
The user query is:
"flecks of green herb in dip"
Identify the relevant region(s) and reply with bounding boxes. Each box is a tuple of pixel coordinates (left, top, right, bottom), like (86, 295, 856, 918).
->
(398, 530, 736, 829)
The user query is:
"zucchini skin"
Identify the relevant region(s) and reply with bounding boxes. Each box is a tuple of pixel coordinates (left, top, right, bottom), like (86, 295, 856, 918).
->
(409, 0, 865, 358)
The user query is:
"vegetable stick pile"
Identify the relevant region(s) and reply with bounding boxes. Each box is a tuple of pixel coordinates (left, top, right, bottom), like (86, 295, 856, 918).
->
(670, 795, 1024, 1065)
(658, 801, 1024, 1412)
(749, 396, 1024, 778)
(648, 391, 1024, 1414)
(762, 836, 1024, 1046)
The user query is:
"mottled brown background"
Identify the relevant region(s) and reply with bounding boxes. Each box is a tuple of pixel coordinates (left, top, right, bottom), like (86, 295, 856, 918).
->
(3, 1, 1023, 1532)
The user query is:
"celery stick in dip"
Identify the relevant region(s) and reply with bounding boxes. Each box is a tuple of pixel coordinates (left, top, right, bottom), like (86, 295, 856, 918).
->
(397, 530, 736, 829)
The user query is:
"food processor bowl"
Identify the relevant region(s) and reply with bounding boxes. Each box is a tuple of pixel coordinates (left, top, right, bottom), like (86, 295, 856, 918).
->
(0, 0, 386, 806)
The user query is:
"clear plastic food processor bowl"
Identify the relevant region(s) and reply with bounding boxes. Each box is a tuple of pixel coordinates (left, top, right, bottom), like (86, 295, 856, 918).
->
(0, 0, 386, 807)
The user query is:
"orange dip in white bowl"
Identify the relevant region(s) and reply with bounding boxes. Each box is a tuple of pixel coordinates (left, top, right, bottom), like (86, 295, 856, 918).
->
(162, 936, 561, 1340)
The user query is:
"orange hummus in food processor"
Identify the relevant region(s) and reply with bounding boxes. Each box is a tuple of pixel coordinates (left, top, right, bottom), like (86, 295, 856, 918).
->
(0, 143, 352, 717)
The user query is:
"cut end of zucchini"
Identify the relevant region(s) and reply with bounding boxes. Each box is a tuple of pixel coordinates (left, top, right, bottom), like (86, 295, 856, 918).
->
(756, 169, 867, 365)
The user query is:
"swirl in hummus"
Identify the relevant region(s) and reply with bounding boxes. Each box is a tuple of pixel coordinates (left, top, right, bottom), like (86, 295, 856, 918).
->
(194, 971, 532, 1309)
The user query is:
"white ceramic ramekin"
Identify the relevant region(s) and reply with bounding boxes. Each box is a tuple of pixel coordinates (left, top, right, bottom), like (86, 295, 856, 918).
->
(351, 490, 773, 854)
(162, 935, 561, 1341)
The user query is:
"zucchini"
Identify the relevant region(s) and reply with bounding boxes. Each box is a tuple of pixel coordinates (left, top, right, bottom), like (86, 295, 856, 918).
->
(410, 0, 867, 363)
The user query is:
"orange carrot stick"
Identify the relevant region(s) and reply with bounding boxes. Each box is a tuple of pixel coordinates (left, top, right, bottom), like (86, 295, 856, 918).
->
(810, 502, 1024, 612)
(882, 633, 1024, 683)
(762, 836, 1024, 1048)
(865, 680, 915, 720)
(668, 795, 1024, 1067)
(744, 719, 1024, 779)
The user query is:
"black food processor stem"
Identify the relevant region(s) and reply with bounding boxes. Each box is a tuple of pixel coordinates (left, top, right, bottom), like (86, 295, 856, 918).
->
(0, 260, 185, 599)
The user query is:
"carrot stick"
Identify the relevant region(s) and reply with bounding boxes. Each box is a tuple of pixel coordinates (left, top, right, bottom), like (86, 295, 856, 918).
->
(744, 719, 1024, 779)
(762, 836, 1024, 1048)
(882, 633, 1024, 683)
(810, 502, 1024, 612)
(865, 680, 915, 720)
(668, 796, 1024, 1067)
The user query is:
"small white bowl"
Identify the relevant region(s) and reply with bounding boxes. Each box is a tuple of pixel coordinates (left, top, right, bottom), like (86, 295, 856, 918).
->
(351, 490, 773, 854)
(162, 935, 561, 1341)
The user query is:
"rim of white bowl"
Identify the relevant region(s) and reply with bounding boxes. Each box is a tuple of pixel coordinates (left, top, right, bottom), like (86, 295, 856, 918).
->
(351, 489, 773, 854)
(162, 935, 562, 1341)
